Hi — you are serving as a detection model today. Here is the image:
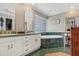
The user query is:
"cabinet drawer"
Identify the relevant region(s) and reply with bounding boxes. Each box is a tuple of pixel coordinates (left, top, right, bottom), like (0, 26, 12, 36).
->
(24, 38, 30, 42)
(24, 44, 30, 50)
(24, 46, 30, 52)
(25, 44, 29, 47)
(24, 41, 31, 45)
(24, 49, 29, 52)
(24, 36, 30, 39)
(24, 40, 29, 43)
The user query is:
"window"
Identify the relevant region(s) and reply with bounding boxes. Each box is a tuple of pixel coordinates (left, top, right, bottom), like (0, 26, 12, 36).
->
(34, 15, 46, 33)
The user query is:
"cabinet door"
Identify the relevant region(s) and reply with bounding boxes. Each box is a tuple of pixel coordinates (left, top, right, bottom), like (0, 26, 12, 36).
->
(0, 38, 11, 56)
(34, 35, 41, 47)
(30, 35, 41, 52)
(11, 36, 24, 56)
(31, 35, 41, 47)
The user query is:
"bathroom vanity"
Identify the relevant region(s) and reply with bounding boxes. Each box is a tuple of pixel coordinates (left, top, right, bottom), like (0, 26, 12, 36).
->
(0, 34, 41, 56)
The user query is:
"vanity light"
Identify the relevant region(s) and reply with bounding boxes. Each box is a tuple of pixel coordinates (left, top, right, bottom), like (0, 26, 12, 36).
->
(32, 3, 35, 5)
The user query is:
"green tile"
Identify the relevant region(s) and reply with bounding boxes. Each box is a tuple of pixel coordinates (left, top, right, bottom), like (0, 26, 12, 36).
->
(30, 47, 70, 56)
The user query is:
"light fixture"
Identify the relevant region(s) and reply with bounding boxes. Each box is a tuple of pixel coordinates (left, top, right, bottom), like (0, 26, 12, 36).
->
(70, 6, 74, 9)
(32, 2, 35, 5)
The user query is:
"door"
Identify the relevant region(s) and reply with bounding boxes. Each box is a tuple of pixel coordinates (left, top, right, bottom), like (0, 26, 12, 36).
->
(71, 27, 79, 56)
(0, 38, 11, 56)
(34, 35, 41, 47)
(30, 35, 41, 52)
(11, 36, 24, 56)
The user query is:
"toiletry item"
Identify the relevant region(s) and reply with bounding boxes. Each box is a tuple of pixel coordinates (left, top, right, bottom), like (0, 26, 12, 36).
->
(0, 17, 4, 31)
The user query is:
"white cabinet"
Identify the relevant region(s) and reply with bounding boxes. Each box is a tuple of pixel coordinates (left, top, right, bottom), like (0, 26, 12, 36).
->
(23, 36, 32, 55)
(0, 37, 11, 56)
(23, 34, 41, 55)
(30, 34, 41, 52)
(0, 42, 9, 56)
(0, 34, 41, 56)
(11, 36, 24, 56)
(0, 36, 24, 56)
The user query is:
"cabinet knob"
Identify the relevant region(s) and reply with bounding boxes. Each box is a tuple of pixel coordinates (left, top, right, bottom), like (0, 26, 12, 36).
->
(11, 44, 13, 48)
(25, 44, 29, 47)
(25, 49, 29, 51)
(8, 45, 10, 49)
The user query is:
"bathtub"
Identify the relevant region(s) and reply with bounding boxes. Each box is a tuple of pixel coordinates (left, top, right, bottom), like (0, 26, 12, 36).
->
(41, 35, 64, 48)
(41, 35, 64, 39)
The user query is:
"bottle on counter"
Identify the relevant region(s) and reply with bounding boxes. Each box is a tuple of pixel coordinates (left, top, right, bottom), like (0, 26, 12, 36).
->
(0, 17, 4, 31)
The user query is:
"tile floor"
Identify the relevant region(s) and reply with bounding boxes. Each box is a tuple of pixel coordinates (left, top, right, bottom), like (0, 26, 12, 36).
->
(29, 47, 70, 56)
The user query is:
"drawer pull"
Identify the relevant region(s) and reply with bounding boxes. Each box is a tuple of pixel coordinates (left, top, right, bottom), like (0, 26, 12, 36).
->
(25, 41, 28, 43)
(11, 44, 13, 48)
(25, 49, 29, 51)
(8, 45, 10, 49)
(25, 44, 29, 47)
(25, 37, 28, 38)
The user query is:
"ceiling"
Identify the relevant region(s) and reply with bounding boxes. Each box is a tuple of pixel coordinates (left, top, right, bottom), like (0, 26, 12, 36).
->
(0, 3, 16, 17)
(0, 3, 16, 9)
(33, 3, 79, 17)
(0, 3, 79, 17)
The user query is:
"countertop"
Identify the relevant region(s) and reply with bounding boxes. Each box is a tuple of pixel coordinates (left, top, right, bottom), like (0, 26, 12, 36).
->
(0, 33, 41, 38)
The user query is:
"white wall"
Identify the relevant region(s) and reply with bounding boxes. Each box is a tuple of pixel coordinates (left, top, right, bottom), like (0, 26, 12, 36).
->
(46, 13, 66, 32)
(15, 4, 25, 32)
(46, 11, 79, 32)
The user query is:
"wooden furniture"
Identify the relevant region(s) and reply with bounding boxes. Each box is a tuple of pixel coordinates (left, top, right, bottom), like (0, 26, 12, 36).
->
(71, 27, 79, 56)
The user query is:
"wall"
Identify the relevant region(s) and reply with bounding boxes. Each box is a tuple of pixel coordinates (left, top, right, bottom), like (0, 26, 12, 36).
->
(46, 10, 79, 32)
(46, 13, 66, 32)
(15, 4, 25, 32)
